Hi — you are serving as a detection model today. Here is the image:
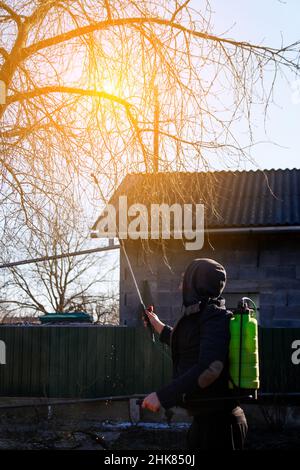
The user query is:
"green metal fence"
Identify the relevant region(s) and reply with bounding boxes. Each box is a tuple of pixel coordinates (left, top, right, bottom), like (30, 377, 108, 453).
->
(0, 326, 172, 398)
(0, 326, 299, 398)
(259, 328, 300, 394)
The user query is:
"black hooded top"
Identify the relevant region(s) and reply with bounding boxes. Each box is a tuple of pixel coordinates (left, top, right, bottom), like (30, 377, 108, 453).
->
(182, 258, 226, 306)
(156, 258, 232, 412)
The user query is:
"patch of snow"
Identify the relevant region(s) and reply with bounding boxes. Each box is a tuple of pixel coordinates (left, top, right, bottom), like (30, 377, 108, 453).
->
(101, 421, 189, 431)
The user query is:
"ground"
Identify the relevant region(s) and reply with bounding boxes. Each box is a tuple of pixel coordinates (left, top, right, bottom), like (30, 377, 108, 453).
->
(0, 421, 300, 450)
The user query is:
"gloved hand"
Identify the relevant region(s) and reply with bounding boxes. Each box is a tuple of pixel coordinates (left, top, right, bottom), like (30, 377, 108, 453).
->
(144, 306, 165, 335)
(142, 392, 161, 412)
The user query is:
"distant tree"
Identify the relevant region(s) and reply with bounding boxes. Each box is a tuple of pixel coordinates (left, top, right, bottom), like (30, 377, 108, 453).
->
(0, 202, 118, 317)
(69, 293, 119, 324)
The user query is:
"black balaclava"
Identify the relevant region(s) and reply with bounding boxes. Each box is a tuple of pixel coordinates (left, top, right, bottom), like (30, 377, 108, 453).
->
(182, 258, 227, 307)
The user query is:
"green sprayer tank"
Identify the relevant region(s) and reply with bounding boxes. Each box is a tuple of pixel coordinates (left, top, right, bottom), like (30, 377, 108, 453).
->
(229, 297, 260, 394)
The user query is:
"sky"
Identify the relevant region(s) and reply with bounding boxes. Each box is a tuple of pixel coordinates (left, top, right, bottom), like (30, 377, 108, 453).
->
(93, 1, 300, 299)
(195, 0, 300, 170)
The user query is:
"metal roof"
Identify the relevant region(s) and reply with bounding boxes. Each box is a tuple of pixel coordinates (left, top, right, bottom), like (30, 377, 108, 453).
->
(93, 168, 300, 230)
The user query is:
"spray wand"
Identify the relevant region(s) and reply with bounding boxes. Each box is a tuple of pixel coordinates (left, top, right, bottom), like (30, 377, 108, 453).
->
(91, 174, 155, 342)
(119, 238, 155, 343)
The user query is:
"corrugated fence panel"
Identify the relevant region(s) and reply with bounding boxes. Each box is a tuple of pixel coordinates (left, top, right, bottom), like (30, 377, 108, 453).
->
(0, 326, 299, 398)
(259, 328, 300, 393)
(0, 326, 172, 398)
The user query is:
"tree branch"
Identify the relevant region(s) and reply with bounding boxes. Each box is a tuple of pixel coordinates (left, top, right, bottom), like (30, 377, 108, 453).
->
(7, 85, 131, 108)
(104, 0, 112, 20)
(6, 85, 149, 170)
(21, 16, 293, 63)
(0, 1, 22, 28)
(171, 0, 191, 22)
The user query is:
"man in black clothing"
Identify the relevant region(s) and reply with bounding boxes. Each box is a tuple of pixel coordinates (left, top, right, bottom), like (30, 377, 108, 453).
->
(142, 258, 248, 450)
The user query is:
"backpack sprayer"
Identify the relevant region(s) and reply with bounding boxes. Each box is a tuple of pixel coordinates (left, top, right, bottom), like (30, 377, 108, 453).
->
(229, 297, 260, 398)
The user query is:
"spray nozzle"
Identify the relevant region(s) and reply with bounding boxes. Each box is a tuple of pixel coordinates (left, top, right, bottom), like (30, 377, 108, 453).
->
(237, 297, 257, 316)
(142, 305, 155, 343)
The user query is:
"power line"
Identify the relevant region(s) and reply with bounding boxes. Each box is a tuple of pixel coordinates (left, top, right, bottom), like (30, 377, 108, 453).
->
(0, 243, 120, 269)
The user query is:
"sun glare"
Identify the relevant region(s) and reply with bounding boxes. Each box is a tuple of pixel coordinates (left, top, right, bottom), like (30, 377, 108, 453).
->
(102, 79, 118, 95)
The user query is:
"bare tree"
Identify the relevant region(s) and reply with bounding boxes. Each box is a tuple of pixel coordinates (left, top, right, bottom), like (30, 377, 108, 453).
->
(0, 202, 118, 316)
(0, 0, 299, 226)
(70, 293, 119, 324)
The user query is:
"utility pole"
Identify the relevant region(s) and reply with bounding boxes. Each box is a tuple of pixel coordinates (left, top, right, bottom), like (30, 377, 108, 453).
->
(153, 84, 159, 173)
